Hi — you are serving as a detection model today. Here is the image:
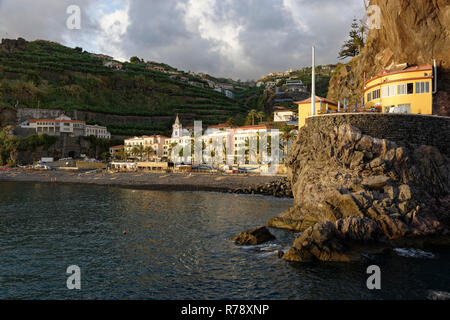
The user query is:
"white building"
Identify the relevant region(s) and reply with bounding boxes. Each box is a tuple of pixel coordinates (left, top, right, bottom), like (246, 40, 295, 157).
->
(85, 124, 111, 139)
(273, 109, 296, 122)
(20, 115, 111, 139)
(125, 135, 169, 160)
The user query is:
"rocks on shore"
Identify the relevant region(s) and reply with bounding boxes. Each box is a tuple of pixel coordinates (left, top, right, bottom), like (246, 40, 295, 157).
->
(230, 177, 293, 198)
(231, 226, 276, 245)
(265, 124, 450, 262)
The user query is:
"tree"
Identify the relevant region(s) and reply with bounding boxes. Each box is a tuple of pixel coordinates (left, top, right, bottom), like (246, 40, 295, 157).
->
(338, 18, 365, 60)
(226, 118, 235, 127)
(144, 146, 154, 161)
(256, 111, 265, 124)
(130, 56, 142, 64)
(132, 145, 145, 160)
(248, 109, 258, 125)
(280, 125, 296, 161)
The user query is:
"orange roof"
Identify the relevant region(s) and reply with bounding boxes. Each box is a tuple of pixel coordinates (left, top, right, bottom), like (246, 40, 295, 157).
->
(207, 123, 232, 129)
(234, 124, 272, 131)
(365, 64, 433, 85)
(110, 145, 124, 149)
(295, 96, 338, 106)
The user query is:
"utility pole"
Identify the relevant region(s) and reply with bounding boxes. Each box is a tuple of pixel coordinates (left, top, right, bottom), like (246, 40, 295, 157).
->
(311, 46, 316, 116)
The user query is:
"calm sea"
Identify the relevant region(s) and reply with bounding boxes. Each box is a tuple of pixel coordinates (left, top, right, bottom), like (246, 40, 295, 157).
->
(0, 182, 449, 299)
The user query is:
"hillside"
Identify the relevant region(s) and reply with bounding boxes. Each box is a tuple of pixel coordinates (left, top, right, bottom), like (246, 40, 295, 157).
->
(0, 38, 253, 136)
(327, 0, 450, 115)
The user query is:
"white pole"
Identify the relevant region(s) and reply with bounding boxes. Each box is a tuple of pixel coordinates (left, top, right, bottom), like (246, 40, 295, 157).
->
(311, 46, 316, 116)
(338, 101, 341, 113)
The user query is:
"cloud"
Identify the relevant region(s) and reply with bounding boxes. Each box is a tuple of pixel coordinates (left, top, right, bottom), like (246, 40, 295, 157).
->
(0, 0, 365, 80)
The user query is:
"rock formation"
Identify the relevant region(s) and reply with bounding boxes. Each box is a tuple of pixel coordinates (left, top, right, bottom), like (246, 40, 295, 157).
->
(1, 38, 27, 53)
(327, 0, 450, 116)
(231, 226, 276, 246)
(268, 123, 450, 262)
(230, 177, 293, 198)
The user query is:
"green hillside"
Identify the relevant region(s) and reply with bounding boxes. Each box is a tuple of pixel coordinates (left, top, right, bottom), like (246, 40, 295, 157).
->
(0, 39, 252, 136)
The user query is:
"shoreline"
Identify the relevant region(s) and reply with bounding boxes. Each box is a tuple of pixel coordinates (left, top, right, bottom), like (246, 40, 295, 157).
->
(0, 169, 287, 195)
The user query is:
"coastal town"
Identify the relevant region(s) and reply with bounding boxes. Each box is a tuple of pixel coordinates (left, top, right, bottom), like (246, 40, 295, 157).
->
(1, 0, 450, 304)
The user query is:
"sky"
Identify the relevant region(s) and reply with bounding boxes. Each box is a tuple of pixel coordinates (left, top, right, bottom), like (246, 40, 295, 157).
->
(0, 0, 365, 80)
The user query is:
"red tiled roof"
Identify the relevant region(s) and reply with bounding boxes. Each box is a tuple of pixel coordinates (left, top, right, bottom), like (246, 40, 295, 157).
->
(110, 145, 124, 149)
(365, 64, 433, 85)
(207, 123, 232, 129)
(295, 96, 338, 106)
(29, 119, 85, 123)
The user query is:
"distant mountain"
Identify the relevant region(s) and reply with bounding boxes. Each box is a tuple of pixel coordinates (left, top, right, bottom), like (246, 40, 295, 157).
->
(0, 38, 254, 136)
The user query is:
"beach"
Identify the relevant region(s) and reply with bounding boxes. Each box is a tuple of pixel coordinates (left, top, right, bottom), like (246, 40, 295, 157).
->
(0, 169, 285, 193)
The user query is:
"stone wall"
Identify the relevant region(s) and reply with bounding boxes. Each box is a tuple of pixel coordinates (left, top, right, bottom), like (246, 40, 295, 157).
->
(306, 113, 450, 158)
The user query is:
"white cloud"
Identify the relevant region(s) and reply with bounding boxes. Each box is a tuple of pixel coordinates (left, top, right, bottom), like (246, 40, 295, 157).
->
(92, 1, 130, 61)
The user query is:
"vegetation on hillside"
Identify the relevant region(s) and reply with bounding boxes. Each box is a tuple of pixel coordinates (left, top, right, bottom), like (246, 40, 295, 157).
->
(0, 40, 253, 136)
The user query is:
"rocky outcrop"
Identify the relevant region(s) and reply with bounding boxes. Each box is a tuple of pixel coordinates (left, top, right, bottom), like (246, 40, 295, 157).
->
(1, 38, 27, 53)
(327, 0, 450, 115)
(231, 226, 276, 245)
(230, 177, 293, 198)
(268, 123, 450, 262)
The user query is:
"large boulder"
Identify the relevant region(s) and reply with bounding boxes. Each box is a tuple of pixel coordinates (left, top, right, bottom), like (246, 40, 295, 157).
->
(231, 226, 276, 246)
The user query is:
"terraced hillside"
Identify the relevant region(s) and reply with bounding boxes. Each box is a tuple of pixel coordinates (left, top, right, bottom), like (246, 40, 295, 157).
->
(0, 39, 251, 136)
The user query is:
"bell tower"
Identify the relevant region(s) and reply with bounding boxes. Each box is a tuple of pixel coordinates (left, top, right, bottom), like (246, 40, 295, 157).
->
(172, 114, 182, 138)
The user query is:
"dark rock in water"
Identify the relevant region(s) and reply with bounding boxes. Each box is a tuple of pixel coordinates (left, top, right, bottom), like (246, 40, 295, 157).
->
(231, 226, 276, 245)
(427, 290, 450, 300)
(277, 250, 284, 258)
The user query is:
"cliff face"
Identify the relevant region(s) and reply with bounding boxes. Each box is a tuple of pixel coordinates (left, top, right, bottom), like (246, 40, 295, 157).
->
(327, 0, 450, 116)
(268, 120, 450, 262)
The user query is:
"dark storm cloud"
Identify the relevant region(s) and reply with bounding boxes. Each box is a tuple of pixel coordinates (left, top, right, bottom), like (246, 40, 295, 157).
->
(122, 0, 364, 79)
(0, 0, 365, 80)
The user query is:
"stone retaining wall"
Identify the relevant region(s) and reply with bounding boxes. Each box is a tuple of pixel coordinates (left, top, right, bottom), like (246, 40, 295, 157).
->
(306, 113, 450, 157)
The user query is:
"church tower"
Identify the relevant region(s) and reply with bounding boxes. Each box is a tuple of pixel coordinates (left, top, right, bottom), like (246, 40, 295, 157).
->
(172, 114, 182, 138)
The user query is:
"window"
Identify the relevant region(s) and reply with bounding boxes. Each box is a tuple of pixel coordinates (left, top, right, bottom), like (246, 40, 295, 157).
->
(407, 83, 414, 94)
(381, 85, 395, 97)
(397, 104, 412, 113)
(367, 92, 372, 102)
(416, 81, 430, 94)
(397, 84, 407, 95)
(372, 89, 380, 100)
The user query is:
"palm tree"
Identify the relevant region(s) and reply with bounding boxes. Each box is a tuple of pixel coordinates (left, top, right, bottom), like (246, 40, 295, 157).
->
(144, 146, 154, 161)
(281, 125, 295, 161)
(132, 145, 145, 160)
(256, 111, 265, 124)
(248, 109, 258, 125)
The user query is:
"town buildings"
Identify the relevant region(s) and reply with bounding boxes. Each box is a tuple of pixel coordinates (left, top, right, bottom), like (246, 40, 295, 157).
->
(296, 96, 339, 128)
(20, 115, 111, 139)
(273, 108, 297, 123)
(165, 115, 286, 166)
(124, 135, 170, 160)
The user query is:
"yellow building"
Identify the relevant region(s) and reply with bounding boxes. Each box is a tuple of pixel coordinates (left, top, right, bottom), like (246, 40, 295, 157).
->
(295, 96, 339, 128)
(364, 65, 434, 114)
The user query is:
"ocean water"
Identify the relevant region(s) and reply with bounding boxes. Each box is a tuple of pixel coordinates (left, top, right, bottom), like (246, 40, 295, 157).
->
(0, 182, 449, 300)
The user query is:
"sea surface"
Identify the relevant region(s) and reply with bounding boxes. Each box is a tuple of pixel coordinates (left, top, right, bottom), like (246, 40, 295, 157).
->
(0, 182, 449, 300)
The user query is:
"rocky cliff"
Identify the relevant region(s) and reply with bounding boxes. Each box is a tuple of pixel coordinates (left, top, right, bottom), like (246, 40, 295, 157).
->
(267, 122, 450, 262)
(327, 0, 450, 116)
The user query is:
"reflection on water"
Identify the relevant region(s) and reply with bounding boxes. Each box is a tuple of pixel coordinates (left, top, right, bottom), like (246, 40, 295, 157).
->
(0, 182, 449, 299)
